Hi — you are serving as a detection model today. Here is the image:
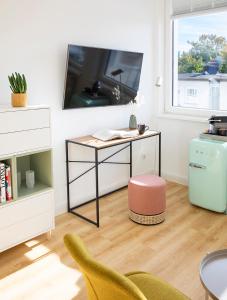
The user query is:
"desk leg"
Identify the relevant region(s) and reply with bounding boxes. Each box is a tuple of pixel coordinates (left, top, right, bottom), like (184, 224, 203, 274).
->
(95, 149, 100, 228)
(158, 133, 161, 177)
(65, 141, 70, 213)
(130, 142, 132, 177)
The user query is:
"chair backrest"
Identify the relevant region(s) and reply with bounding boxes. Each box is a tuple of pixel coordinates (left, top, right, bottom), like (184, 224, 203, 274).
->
(64, 234, 147, 300)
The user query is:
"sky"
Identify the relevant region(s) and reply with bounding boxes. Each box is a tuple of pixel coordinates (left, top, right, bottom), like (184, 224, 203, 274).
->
(177, 11, 227, 53)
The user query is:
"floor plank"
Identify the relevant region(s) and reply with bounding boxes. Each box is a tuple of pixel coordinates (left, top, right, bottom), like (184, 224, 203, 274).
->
(0, 182, 227, 300)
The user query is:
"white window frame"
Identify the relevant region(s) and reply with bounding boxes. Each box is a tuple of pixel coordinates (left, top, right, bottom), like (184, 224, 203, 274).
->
(164, 1, 227, 119)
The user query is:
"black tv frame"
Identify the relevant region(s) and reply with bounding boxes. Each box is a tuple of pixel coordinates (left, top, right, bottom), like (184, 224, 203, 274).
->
(63, 44, 144, 110)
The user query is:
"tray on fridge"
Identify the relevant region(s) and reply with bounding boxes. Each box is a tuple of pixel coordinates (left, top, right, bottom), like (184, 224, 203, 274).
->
(200, 133, 227, 142)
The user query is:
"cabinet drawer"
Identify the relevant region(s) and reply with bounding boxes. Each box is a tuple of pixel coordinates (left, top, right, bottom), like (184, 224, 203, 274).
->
(0, 190, 54, 230)
(0, 212, 54, 252)
(0, 108, 50, 134)
(0, 127, 51, 156)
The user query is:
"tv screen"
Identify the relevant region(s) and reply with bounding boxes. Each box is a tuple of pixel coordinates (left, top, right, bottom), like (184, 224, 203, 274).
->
(63, 45, 143, 109)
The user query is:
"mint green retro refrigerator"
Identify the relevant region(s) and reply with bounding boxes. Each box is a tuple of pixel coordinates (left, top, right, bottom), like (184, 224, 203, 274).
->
(189, 138, 227, 213)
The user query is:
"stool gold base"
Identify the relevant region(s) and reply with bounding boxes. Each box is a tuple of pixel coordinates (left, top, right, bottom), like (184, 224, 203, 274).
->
(129, 210, 165, 225)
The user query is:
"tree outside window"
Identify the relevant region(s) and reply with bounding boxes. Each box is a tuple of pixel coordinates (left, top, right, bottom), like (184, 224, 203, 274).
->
(173, 12, 227, 111)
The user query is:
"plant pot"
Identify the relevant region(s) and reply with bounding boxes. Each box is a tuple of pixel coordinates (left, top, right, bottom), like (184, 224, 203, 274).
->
(11, 93, 27, 107)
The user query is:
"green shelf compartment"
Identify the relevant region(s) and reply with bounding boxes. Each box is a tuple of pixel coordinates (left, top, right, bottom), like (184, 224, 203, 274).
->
(16, 150, 52, 199)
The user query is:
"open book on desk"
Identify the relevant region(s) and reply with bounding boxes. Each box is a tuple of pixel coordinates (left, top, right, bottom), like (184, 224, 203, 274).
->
(92, 129, 139, 141)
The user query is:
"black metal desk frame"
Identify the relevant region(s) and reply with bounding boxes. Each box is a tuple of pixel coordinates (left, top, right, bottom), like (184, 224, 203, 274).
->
(65, 132, 161, 227)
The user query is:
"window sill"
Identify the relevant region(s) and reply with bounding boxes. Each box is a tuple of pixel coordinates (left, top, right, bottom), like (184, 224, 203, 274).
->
(157, 112, 208, 123)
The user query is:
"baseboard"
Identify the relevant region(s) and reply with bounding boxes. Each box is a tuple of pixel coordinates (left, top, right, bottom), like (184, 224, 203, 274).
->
(161, 171, 188, 186)
(55, 171, 188, 216)
(55, 203, 67, 216)
(142, 169, 188, 186)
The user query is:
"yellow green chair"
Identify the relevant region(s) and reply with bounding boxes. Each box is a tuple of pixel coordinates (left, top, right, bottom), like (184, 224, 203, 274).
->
(64, 234, 190, 300)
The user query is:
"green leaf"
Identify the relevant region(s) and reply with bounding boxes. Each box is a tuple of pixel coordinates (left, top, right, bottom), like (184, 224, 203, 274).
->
(8, 75, 17, 93)
(8, 72, 27, 93)
(22, 74, 27, 93)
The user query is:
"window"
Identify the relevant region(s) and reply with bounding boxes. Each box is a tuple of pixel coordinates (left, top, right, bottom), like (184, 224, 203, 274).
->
(187, 88, 198, 97)
(172, 11, 227, 112)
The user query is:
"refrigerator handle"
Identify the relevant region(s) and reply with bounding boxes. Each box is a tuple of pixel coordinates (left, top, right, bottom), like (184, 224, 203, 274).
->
(189, 162, 206, 170)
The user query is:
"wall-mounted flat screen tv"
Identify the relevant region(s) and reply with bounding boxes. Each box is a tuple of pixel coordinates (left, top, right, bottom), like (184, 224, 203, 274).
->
(63, 45, 143, 109)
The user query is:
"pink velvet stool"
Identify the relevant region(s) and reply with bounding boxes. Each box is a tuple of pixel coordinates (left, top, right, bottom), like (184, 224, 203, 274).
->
(128, 175, 166, 225)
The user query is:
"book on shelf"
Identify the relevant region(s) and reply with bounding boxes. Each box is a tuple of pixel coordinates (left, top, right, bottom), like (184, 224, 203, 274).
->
(5, 165, 12, 201)
(0, 162, 6, 203)
(0, 163, 12, 203)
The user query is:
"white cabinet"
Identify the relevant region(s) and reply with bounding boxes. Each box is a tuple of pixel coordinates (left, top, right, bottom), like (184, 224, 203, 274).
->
(0, 128, 51, 156)
(0, 108, 50, 134)
(0, 106, 54, 253)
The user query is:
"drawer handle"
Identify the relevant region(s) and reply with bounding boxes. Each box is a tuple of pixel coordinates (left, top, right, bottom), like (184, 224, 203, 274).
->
(189, 162, 206, 169)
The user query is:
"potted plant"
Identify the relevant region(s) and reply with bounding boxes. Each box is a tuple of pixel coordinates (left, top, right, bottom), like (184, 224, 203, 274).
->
(8, 72, 27, 107)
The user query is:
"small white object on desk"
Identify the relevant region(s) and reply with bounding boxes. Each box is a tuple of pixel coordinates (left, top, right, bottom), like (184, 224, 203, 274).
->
(92, 129, 138, 142)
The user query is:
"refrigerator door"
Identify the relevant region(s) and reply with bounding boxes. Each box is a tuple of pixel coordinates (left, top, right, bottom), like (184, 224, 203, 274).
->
(189, 138, 227, 213)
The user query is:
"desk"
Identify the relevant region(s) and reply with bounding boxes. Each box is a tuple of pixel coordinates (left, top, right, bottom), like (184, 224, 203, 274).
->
(65, 130, 161, 227)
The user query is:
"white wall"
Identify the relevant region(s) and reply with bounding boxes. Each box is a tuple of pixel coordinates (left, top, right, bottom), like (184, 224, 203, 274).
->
(152, 0, 207, 185)
(156, 118, 206, 183)
(0, 0, 157, 214)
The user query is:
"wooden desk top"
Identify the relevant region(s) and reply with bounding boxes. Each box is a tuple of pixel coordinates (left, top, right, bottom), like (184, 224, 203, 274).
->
(67, 130, 160, 149)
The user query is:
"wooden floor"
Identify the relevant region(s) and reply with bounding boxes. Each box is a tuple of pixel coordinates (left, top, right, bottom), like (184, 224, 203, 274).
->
(0, 182, 227, 300)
